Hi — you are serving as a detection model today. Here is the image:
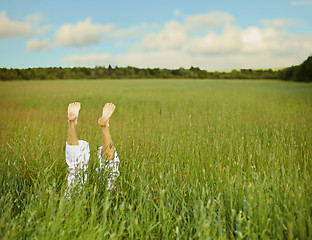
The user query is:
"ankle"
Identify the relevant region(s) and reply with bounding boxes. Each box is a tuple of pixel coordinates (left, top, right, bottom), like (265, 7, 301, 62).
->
(68, 120, 77, 127)
(101, 124, 109, 129)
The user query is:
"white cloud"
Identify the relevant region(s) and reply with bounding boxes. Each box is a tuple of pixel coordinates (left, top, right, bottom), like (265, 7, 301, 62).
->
(61, 11, 312, 70)
(0, 10, 33, 38)
(55, 12, 234, 48)
(133, 20, 187, 51)
(55, 18, 143, 47)
(27, 39, 52, 52)
(0, 10, 49, 39)
(186, 24, 242, 54)
(292, 1, 312, 6)
(187, 24, 312, 57)
(130, 12, 312, 66)
(55, 18, 109, 46)
(132, 11, 237, 52)
(62, 53, 112, 66)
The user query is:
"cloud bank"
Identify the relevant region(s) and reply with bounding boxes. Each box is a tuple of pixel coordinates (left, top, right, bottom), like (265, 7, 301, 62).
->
(62, 11, 312, 70)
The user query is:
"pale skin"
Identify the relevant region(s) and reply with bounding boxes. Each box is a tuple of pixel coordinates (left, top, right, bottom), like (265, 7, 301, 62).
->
(67, 102, 116, 160)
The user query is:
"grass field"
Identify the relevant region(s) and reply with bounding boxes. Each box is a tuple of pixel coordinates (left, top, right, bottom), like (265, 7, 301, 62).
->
(0, 79, 311, 239)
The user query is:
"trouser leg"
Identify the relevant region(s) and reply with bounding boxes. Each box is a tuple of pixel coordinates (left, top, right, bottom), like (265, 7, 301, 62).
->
(98, 146, 120, 190)
(65, 140, 90, 197)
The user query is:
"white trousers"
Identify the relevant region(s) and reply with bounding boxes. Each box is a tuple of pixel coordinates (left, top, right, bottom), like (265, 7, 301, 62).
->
(65, 140, 120, 195)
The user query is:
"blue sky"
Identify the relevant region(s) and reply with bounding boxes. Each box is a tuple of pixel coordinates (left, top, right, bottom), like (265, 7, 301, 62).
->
(1, 0, 312, 70)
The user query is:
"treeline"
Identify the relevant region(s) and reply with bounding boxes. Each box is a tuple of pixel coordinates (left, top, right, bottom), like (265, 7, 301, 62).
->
(279, 56, 312, 82)
(0, 56, 311, 81)
(0, 66, 280, 80)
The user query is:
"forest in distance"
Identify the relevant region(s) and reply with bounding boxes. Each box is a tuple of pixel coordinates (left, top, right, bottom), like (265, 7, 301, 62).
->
(1, 55, 311, 82)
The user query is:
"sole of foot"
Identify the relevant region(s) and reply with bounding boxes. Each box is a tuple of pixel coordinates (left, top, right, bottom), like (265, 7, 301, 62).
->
(98, 103, 115, 127)
(68, 102, 81, 124)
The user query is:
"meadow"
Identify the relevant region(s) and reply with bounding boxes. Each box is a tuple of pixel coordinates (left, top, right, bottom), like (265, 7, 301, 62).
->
(0, 79, 311, 239)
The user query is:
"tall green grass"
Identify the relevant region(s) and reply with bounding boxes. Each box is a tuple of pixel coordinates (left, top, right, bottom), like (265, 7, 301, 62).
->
(0, 79, 311, 239)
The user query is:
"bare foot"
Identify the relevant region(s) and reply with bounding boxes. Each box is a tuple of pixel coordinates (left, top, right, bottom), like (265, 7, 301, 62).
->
(68, 102, 81, 124)
(98, 103, 115, 127)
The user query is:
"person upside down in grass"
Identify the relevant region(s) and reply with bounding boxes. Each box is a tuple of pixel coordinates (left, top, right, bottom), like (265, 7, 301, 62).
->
(65, 102, 120, 196)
